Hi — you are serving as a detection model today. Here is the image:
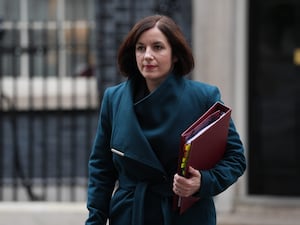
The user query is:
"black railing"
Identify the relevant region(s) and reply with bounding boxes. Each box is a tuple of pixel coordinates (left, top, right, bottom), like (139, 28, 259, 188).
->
(1, 110, 98, 201)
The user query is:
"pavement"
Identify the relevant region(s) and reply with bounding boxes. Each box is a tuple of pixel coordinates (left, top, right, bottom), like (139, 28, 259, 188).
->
(0, 202, 88, 225)
(1, 202, 300, 225)
(218, 203, 300, 225)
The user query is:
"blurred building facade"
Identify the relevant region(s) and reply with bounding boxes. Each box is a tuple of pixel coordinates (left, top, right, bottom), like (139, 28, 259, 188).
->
(1, 0, 300, 223)
(0, 0, 98, 202)
(193, 0, 300, 216)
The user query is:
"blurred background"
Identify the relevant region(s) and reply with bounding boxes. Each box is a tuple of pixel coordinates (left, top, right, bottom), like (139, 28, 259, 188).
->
(0, 0, 299, 225)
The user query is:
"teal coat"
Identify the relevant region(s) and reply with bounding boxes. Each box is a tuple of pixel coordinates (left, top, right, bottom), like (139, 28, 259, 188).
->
(86, 74, 246, 225)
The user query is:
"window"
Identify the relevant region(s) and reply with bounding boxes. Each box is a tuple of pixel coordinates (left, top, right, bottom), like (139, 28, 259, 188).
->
(0, 0, 95, 78)
(0, 0, 97, 110)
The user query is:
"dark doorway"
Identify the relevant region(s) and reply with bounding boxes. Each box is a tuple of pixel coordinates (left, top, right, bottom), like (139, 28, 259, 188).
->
(248, 0, 300, 196)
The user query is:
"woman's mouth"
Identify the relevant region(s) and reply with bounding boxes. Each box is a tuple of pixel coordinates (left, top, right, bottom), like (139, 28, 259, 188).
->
(144, 65, 157, 70)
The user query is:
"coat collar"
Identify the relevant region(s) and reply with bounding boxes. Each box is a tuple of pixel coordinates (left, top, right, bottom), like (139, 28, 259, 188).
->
(111, 74, 185, 174)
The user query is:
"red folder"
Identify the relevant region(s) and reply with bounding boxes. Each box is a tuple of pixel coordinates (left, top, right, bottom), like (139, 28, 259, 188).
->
(174, 102, 232, 214)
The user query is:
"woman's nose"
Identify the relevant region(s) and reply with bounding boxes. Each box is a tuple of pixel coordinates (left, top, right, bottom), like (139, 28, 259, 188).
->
(144, 47, 153, 59)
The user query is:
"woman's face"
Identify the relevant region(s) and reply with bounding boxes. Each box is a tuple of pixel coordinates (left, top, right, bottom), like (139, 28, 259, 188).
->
(135, 26, 175, 92)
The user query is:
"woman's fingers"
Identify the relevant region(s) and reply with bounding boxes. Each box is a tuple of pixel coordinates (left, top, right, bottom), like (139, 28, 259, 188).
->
(173, 167, 201, 197)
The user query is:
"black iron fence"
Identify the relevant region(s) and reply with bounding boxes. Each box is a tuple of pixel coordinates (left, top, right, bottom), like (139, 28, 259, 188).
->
(1, 110, 98, 201)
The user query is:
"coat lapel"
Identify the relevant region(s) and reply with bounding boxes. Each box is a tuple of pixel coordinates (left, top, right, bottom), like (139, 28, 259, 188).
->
(111, 80, 166, 173)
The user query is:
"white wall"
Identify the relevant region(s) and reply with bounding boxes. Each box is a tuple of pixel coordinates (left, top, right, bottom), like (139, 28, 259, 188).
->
(192, 0, 248, 212)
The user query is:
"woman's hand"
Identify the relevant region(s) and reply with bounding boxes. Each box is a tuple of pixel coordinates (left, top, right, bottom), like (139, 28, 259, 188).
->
(173, 166, 201, 197)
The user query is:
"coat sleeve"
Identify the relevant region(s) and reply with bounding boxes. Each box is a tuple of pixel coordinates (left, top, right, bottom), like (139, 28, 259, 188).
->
(86, 89, 117, 225)
(195, 87, 247, 198)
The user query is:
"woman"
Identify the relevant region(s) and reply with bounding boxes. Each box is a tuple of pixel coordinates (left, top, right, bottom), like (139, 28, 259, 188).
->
(86, 15, 246, 225)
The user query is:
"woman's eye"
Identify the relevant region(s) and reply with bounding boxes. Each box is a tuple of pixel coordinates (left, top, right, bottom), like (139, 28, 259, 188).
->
(154, 45, 163, 50)
(136, 46, 145, 51)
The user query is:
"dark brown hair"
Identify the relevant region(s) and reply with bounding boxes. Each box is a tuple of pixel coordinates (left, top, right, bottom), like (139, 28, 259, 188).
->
(117, 15, 194, 77)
